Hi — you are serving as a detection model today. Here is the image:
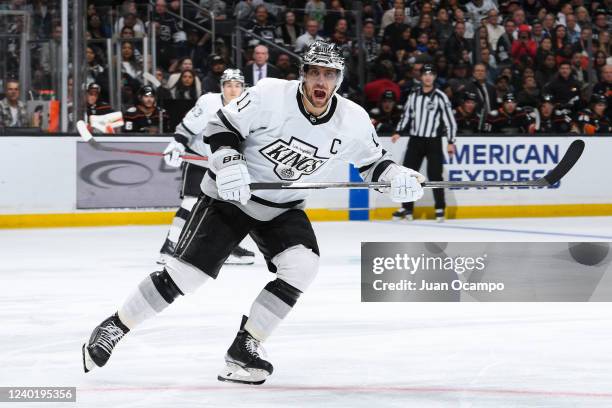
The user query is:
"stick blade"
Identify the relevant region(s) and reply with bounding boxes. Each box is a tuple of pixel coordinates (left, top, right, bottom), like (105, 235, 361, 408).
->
(543, 139, 584, 186)
(76, 120, 93, 142)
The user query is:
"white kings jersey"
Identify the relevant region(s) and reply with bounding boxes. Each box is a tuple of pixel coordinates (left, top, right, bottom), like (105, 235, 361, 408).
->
(174, 92, 227, 168)
(203, 78, 396, 221)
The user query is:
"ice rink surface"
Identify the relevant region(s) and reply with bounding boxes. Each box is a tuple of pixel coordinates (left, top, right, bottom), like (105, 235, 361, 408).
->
(2, 216, 612, 408)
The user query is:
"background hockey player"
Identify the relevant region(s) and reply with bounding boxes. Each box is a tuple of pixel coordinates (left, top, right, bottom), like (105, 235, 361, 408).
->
(82, 41, 425, 385)
(484, 92, 533, 134)
(123, 85, 171, 133)
(159, 69, 255, 265)
(454, 91, 481, 135)
(532, 94, 578, 134)
(577, 93, 611, 135)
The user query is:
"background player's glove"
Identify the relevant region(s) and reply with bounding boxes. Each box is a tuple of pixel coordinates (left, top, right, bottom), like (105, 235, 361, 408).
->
(163, 140, 186, 167)
(211, 149, 251, 205)
(379, 164, 425, 203)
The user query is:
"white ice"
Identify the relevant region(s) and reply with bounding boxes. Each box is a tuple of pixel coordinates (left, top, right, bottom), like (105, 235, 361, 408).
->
(2, 217, 612, 407)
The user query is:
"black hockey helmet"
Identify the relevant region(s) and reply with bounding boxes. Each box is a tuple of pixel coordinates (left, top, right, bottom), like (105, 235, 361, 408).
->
(462, 91, 477, 103)
(381, 90, 396, 101)
(502, 92, 517, 103)
(540, 94, 554, 105)
(137, 85, 156, 99)
(590, 93, 608, 106)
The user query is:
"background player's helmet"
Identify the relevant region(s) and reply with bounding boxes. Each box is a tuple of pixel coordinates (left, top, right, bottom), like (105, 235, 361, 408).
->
(590, 93, 607, 106)
(540, 94, 554, 105)
(503, 92, 517, 103)
(137, 85, 156, 101)
(220, 68, 245, 88)
(462, 91, 477, 103)
(87, 83, 101, 94)
(300, 40, 345, 94)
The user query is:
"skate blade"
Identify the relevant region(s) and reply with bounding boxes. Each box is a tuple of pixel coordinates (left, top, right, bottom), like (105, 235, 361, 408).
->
(217, 363, 268, 385)
(224, 256, 255, 265)
(82, 344, 96, 373)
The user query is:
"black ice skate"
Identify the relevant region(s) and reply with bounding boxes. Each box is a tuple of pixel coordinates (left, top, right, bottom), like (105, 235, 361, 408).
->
(225, 246, 255, 265)
(82, 313, 129, 373)
(392, 208, 413, 221)
(218, 316, 273, 385)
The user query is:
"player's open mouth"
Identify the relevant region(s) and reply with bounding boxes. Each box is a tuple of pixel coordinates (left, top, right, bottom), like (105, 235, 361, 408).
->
(314, 90, 326, 99)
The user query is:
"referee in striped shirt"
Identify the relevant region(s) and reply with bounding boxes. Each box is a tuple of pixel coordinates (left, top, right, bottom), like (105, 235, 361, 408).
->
(391, 64, 457, 222)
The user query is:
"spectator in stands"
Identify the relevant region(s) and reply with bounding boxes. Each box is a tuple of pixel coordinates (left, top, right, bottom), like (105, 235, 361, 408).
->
(391, 26, 416, 62)
(573, 24, 592, 55)
(364, 60, 400, 109)
(433, 8, 453, 48)
(535, 52, 558, 86)
(484, 92, 533, 133)
(575, 6, 590, 28)
(444, 22, 471, 64)
(411, 13, 434, 41)
(358, 19, 381, 64)
(380, 0, 411, 34)
(323, 0, 349, 36)
(468, 62, 497, 120)
(123, 85, 170, 133)
(511, 25, 537, 65)
(276, 11, 302, 49)
(0, 79, 29, 128)
(183, 28, 209, 72)
(248, 5, 278, 45)
(454, 91, 481, 134)
(594, 51, 608, 81)
(115, 2, 146, 39)
(196, 0, 228, 24)
(466, 0, 498, 24)
(370, 90, 402, 133)
(169, 69, 200, 100)
(535, 37, 553, 68)
(565, 14, 580, 44)
(592, 9, 609, 43)
(234, 0, 254, 23)
(570, 51, 589, 87)
(88, 13, 111, 39)
(495, 19, 515, 65)
(484, 9, 504, 52)
(592, 64, 612, 118)
(167, 57, 203, 95)
(448, 61, 471, 106)
(516, 75, 541, 109)
(244, 45, 280, 86)
(295, 19, 323, 53)
(275, 53, 298, 80)
(85, 46, 108, 94)
(119, 41, 143, 85)
(382, 8, 410, 53)
(551, 25, 569, 60)
(150, 0, 183, 69)
(544, 61, 582, 113)
(202, 54, 226, 93)
(305, 0, 326, 27)
(453, 9, 474, 40)
(531, 20, 547, 44)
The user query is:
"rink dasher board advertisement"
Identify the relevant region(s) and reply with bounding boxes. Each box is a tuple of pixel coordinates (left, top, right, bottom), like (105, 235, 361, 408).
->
(376, 136, 612, 208)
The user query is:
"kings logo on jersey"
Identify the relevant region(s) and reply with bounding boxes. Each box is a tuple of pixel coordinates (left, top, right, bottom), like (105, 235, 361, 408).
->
(259, 137, 329, 181)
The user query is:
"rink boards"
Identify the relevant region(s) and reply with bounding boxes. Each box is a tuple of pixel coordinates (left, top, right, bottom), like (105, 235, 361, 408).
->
(0, 135, 611, 228)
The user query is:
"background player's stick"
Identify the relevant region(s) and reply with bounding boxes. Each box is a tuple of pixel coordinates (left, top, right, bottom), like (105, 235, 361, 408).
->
(76, 120, 207, 161)
(251, 140, 584, 190)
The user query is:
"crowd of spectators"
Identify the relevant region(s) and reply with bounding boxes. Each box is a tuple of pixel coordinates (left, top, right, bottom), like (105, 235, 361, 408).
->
(0, 0, 610, 134)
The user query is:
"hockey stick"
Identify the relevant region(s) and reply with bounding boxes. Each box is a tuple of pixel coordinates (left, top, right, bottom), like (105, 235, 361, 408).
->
(250, 140, 585, 190)
(76, 120, 207, 161)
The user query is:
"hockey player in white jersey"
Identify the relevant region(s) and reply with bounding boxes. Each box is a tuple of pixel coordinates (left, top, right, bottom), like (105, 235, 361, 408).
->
(81, 41, 425, 384)
(158, 68, 255, 265)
